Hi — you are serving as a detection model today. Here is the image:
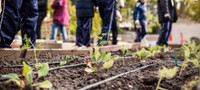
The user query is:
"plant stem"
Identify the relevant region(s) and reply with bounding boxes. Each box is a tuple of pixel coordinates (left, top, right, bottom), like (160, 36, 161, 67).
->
(179, 60, 186, 76)
(20, 68, 23, 88)
(32, 77, 39, 85)
(156, 77, 163, 90)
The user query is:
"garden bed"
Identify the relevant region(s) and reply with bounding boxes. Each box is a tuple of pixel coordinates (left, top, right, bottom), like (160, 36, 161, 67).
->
(0, 47, 199, 90)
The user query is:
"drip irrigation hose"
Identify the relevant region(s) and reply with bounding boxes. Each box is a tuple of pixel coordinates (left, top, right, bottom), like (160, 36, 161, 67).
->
(0, 63, 86, 81)
(79, 64, 155, 90)
(0, 55, 136, 68)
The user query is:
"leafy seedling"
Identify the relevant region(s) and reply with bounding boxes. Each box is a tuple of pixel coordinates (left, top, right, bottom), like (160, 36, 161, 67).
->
(136, 48, 151, 60)
(2, 62, 52, 89)
(156, 66, 178, 90)
(121, 45, 129, 65)
(60, 55, 72, 66)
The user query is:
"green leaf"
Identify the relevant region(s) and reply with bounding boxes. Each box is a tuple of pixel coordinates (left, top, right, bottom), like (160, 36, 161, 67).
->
(92, 56, 98, 65)
(32, 80, 52, 88)
(22, 62, 33, 85)
(102, 33, 108, 36)
(94, 48, 101, 61)
(2, 74, 19, 79)
(103, 60, 114, 69)
(26, 71, 33, 85)
(99, 41, 107, 46)
(159, 66, 178, 79)
(99, 52, 106, 61)
(189, 59, 200, 67)
(93, 67, 97, 72)
(5, 79, 25, 88)
(103, 53, 111, 62)
(38, 63, 49, 78)
(112, 55, 119, 60)
(85, 68, 94, 73)
(59, 61, 67, 66)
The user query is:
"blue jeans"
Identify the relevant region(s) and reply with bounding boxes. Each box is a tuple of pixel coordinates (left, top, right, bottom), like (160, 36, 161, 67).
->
(50, 23, 67, 41)
(157, 21, 172, 46)
(76, 17, 92, 47)
(0, 0, 38, 48)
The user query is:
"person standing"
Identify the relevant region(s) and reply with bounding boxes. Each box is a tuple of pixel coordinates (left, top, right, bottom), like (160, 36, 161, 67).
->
(50, 0, 70, 42)
(157, 0, 178, 46)
(0, 0, 38, 48)
(97, 0, 118, 46)
(37, 0, 48, 39)
(75, 0, 97, 48)
(133, 0, 147, 42)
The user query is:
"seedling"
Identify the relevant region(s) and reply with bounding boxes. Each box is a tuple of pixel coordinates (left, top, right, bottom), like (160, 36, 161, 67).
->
(149, 46, 158, 55)
(121, 45, 128, 65)
(156, 66, 178, 90)
(85, 48, 119, 73)
(59, 55, 72, 66)
(2, 62, 52, 89)
(20, 34, 44, 70)
(136, 48, 151, 60)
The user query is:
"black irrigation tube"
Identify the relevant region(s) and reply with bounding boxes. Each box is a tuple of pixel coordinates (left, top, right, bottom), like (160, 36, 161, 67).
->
(79, 64, 155, 90)
(0, 60, 66, 68)
(0, 63, 86, 81)
(0, 56, 136, 68)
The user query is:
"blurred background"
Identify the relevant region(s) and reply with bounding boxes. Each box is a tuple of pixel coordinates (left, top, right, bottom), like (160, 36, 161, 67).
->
(0, 0, 199, 44)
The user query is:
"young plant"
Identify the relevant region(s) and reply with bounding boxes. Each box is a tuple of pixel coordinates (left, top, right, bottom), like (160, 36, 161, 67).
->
(136, 48, 151, 60)
(20, 34, 44, 70)
(85, 48, 119, 73)
(121, 45, 128, 65)
(2, 62, 52, 89)
(156, 66, 178, 90)
(59, 55, 72, 66)
(149, 46, 158, 55)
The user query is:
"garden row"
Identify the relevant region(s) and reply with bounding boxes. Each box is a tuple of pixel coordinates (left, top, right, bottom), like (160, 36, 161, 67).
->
(0, 41, 199, 90)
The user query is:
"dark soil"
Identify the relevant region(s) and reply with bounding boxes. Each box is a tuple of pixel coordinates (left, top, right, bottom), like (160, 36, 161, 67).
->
(0, 48, 199, 90)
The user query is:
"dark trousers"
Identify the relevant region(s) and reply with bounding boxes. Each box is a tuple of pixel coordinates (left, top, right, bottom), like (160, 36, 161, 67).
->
(157, 21, 172, 46)
(36, 15, 45, 39)
(76, 17, 92, 47)
(97, 0, 118, 46)
(0, 0, 38, 48)
(135, 21, 147, 42)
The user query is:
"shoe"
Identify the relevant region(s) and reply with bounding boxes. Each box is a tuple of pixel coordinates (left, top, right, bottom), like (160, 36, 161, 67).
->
(74, 46, 82, 49)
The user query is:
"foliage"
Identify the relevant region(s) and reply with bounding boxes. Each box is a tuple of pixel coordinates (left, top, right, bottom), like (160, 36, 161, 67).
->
(177, 0, 200, 22)
(85, 48, 119, 73)
(121, 45, 128, 65)
(136, 48, 151, 60)
(2, 62, 52, 89)
(179, 40, 200, 76)
(156, 66, 178, 90)
(20, 34, 32, 50)
(60, 55, 71, 66)
(182, 76, 200, 90)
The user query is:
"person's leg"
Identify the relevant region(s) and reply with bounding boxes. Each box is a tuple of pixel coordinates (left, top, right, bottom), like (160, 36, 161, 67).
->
(112, 16, 118, 45)
(0, 0, 23, 48)
(163, 21, 172, 46)
(157, 21, 170, 46)
(59, 24, 67, 42)
(135, 28, 142, 42)
(50, 23, 58, 40)
(21, 0, 38, 46)
(82, 17, 92, 47)
(98, 0, 116, 46)
(36, 16, 45, 39)
(76, 17, 83, 47)
(141, 22, 147, 39)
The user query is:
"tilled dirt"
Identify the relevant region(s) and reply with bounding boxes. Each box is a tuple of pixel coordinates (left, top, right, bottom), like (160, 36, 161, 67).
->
(0, 48, 199, 90)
